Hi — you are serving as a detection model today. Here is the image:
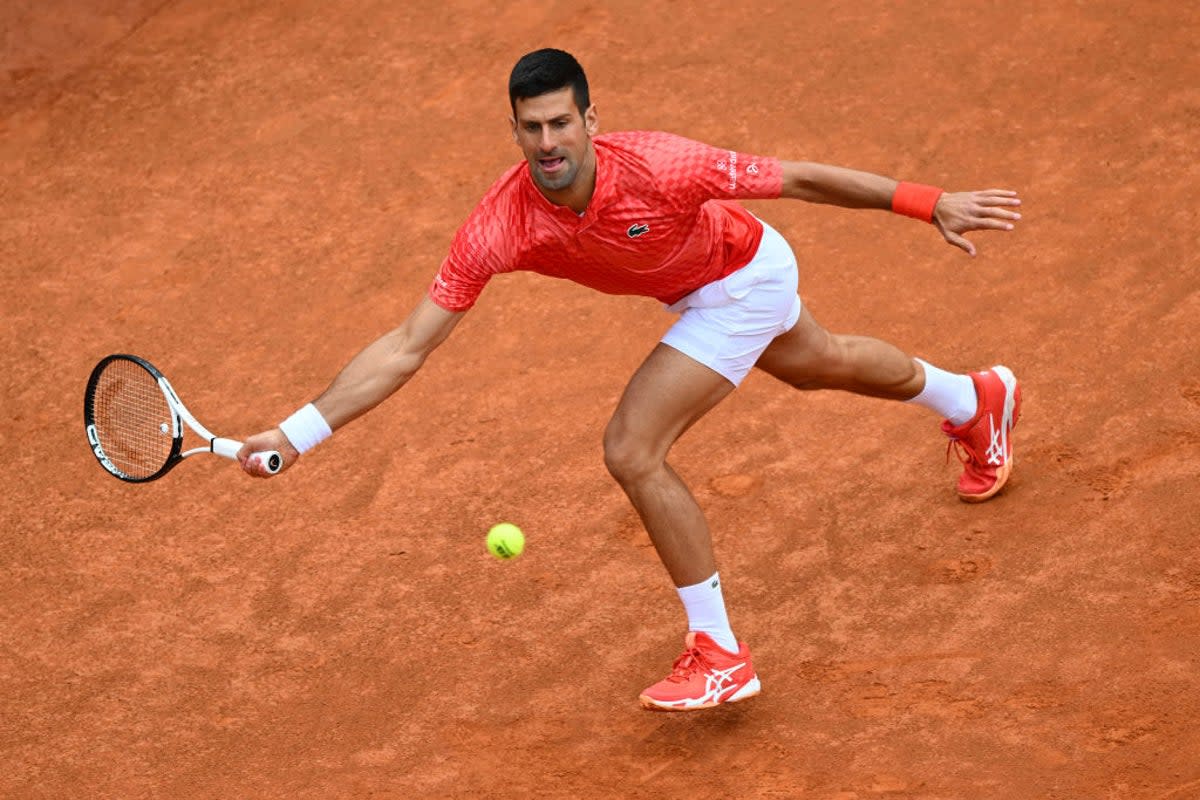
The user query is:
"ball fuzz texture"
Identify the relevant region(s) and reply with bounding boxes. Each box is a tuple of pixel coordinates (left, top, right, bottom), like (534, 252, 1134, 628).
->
(486, 522, 525, 560)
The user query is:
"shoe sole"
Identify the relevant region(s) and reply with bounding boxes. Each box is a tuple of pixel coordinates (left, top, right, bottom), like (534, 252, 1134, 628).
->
(958, 366, 1021, 503)
(638, 676, 762, 712)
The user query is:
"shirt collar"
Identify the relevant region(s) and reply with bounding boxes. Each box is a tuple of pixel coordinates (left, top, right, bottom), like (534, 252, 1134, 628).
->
(587, 141, 616, 213)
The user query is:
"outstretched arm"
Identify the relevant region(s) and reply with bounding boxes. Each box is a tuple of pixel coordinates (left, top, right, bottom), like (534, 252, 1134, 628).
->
(779, 161, 1021, 256)
(238, 295, 466, 476)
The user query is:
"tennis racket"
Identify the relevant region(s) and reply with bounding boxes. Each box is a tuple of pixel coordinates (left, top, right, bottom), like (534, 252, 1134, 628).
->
(84, 353, 281, 482)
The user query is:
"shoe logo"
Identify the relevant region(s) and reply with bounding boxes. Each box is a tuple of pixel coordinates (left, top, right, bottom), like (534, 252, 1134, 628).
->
(984, 413, 1005, 466)
(700, 663, 745, 704)
(627, 223, 650, 238)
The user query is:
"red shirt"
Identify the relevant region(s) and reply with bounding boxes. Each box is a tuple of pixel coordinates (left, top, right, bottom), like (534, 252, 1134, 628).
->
(429, 131, 783, 311)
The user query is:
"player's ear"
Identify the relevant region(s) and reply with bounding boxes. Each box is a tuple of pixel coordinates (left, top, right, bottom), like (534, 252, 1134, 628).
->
(584, 104, 599, 136)
(509, 115, 518, 142)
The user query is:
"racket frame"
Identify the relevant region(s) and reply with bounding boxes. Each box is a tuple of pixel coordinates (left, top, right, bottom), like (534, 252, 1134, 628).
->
(85, 354, 279, 482)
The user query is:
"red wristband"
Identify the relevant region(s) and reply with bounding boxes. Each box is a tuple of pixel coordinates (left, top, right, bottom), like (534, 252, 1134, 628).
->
(891, 182, 944, 223)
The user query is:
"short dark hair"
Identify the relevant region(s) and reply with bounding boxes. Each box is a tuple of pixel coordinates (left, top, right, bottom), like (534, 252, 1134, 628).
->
(508, 48, 590, 116)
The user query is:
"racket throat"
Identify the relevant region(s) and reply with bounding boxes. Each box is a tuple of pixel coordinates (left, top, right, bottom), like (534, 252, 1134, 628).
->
(210, 438, 242, 460)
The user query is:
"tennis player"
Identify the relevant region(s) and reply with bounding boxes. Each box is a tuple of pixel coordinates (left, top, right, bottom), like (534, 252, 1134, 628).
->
(239, 48, 1022, 711)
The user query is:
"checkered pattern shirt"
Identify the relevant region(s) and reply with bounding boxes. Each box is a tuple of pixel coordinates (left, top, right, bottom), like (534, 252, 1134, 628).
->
(429, 131, 783, 311)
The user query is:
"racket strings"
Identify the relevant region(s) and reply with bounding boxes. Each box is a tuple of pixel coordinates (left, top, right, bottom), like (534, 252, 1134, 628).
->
(89, 360, 176, 478)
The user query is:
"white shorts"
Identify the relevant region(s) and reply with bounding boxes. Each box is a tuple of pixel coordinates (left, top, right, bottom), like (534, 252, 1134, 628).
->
(661, 220, 802, 386)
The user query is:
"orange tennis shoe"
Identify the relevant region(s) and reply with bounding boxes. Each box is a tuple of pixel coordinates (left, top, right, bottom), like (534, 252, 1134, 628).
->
(942, 365, 1021, 503)
(639, 632, 761, 711)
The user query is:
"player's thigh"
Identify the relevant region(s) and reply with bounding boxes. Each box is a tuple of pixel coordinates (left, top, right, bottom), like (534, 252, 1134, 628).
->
(606, 343, 735, 457)
(753, 305, 837, 383)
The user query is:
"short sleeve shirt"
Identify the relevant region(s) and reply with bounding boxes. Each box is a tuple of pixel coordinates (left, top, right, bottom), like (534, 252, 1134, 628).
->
(429, 131, 783, 311)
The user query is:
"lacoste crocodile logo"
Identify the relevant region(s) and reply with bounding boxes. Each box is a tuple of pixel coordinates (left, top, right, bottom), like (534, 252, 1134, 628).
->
(627, 223, 650, 238)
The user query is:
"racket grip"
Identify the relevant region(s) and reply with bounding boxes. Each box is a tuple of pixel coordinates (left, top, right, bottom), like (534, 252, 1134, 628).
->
(211, 438, 282, 474)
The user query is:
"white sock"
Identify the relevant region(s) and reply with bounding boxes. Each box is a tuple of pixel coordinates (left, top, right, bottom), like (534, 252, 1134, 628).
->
(907, 358, 978, 426)
(677, 572, 738, 653)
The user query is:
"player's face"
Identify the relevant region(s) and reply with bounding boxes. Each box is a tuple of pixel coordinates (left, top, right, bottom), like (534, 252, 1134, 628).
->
(511, 88, 598, 193)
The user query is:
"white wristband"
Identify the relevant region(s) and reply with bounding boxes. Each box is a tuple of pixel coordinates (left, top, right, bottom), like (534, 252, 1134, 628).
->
(278, 403, 332, 454)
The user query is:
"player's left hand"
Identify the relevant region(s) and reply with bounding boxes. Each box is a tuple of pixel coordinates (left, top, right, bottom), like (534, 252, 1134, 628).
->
(933, 189, 1022, 256)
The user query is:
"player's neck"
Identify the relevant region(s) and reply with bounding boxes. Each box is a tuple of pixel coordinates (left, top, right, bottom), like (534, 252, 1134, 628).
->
(537, 144, 597, 214)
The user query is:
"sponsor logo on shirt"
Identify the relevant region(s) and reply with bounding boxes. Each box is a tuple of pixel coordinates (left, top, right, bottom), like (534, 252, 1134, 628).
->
(716, 152, 760, 191)
(716, 151, 738, 191)
(627, 223, 651, 238)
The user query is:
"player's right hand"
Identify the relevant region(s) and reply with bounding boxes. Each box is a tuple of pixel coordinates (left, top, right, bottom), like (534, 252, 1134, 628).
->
(237, 429, 300, 478)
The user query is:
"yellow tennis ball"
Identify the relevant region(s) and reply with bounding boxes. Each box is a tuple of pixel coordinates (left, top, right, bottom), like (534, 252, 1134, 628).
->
(486, 522, 525, 560)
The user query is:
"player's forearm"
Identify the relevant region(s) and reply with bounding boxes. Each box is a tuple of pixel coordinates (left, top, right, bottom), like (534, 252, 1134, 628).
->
(311, 330, 427, 431)
(779, 161, 897, 209)
(310, 296, 465, 432)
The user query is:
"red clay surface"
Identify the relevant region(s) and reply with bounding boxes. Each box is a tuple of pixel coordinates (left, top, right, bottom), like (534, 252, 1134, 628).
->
(3, 2, 1199, 798)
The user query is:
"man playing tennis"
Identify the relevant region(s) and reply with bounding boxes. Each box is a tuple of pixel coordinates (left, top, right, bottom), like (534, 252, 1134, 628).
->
(239, 48, 1022, 711)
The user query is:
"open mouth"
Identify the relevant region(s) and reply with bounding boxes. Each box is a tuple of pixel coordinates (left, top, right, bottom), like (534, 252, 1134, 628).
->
(539, 156, 566, 173)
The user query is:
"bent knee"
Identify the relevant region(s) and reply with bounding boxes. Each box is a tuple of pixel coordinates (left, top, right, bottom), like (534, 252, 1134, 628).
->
(602, 424, 662, 485)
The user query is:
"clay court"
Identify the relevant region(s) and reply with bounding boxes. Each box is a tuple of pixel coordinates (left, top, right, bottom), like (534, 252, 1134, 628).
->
(3, 1, 1199, 797)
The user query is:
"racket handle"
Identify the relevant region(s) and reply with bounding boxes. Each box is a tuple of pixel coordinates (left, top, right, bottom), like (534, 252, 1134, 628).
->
(212, 438, 283, 474)
(252, 450, 283, 474)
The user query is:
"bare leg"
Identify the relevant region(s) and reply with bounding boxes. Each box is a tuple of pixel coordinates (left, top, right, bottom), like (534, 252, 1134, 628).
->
(609, 307, 938, 585)
(754, 305, 926, 398)
(603, 344, 735, 587)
